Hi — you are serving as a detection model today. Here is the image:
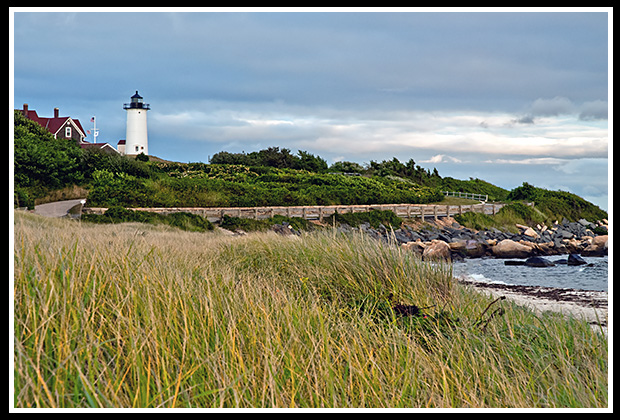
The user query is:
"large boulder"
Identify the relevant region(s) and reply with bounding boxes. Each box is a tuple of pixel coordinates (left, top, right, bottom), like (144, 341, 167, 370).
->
(567, 253, 587, 266)
(492, 239, 534, 259)
(422, 240, 451, 261)
(525, 256, 555, 267)
(449, 239, 487, 258)
(581, 235, 608, 256)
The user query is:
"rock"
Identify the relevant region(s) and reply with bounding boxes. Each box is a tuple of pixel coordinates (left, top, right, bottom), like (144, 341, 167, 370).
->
(271, 223, 299, 236)
(556, 229, 574, 240)
(401, 241, 425, 255)
(518, 240, 537, 252)
(523, 227, 539, 239)
(437, 233, 452, 243)
(567, 253, 587, 266)
(581, 235, 608, 256)
(525, 256, 555, 267)
(535, 241, 558, 256)
(563, 238, 584, 254)
(464, 239, 487, 258)
(504, 260, 526, 266)
(448, 239, 486, 258)
(492, 239, 533, 259)
(422, 240, 451, 261)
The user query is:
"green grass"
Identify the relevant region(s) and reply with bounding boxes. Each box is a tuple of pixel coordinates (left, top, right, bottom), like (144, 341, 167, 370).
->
(13, 211, 607, 408)
(455, 202, 548, 233)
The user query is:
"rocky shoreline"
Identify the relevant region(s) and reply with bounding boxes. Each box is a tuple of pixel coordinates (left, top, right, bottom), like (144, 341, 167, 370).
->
(268, 215, 608, 261)
(353, 216, 609, 261)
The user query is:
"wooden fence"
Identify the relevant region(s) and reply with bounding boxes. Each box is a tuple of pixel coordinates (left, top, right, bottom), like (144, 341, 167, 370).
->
(441, 191, 489, 202)
(84, 202, 507, 223)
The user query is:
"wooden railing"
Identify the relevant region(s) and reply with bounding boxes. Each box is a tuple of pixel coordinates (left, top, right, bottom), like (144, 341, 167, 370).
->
(441, 191, 488, 202)
(84, 202, 506, 223)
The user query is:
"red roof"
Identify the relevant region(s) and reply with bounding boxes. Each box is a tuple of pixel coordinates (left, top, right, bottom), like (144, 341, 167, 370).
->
(20, 106, 86, 139)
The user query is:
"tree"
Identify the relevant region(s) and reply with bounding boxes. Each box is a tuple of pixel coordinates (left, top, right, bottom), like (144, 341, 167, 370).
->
(295, 150, 328, 172)
(13, 110, 84, 200)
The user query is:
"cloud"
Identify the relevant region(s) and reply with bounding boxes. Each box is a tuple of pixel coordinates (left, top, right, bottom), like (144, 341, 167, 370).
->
(484, 157, 568, 165)
(512, 115, 536, 125)
(579, 100, 608, 121)
(149, 102, 608, 163)
(422, 154, 463, 164)
(529, 96, 576, 116)
(512, 96, 608, 125)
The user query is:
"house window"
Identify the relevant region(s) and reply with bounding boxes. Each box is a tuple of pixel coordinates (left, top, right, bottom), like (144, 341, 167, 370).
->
(65, 126, 72, 138)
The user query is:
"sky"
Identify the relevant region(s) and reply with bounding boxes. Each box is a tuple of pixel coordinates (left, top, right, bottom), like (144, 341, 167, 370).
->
(10, 8, 611, 211)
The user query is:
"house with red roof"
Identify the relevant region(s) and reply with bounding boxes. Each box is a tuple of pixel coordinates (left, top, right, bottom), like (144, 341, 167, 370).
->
(20, 103, 87, 144)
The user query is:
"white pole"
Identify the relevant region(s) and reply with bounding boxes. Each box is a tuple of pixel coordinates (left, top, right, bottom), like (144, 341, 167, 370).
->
(93, 116, 99, 144)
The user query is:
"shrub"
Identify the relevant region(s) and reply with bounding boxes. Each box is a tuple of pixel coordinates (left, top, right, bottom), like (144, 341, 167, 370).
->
(218, 214, 310, 232)
(324, 209, 403, 229)
(453, 212, 496, 231)
(82, 206, 214, 232)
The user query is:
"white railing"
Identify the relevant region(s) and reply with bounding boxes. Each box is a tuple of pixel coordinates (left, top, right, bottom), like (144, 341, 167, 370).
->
(441, 191, 488, 202)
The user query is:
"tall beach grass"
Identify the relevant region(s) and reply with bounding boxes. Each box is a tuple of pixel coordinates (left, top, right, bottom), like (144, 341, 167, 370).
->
(13, 211, 607, 408)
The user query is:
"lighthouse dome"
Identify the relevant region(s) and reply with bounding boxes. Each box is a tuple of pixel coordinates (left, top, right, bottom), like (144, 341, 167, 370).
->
(123, 91, 150, 110)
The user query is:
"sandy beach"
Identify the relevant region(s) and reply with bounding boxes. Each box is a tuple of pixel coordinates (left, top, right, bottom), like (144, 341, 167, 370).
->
(458, 278, 608, 335)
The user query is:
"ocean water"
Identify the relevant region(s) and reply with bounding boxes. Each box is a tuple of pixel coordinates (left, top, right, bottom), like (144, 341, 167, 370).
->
(453, 255, 609, 292)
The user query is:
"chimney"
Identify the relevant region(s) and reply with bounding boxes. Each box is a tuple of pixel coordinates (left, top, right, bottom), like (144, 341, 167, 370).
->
(54, 108, 59, 118)
(22, 104, 28, 117)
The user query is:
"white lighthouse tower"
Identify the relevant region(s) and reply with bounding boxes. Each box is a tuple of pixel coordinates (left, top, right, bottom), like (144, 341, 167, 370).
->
(123, 91, 150, 156)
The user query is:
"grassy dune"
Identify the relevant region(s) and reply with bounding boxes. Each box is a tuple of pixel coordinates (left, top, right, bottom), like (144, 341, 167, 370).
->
(12, 212, 607, 408)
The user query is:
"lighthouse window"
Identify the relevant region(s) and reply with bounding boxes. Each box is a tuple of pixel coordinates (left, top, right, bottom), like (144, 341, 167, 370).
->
(135, 146, 140, 152)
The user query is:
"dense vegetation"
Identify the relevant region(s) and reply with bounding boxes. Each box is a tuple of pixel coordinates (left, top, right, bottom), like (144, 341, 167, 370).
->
(13, 109, 607, 223)
(508, 182, 608, 222)
(454, 202, 547, 232)
(325, 209, 403, 229)
(81, 206, 214, 232)
(86, 163, 443, 208)
(13, 111, 84, 208)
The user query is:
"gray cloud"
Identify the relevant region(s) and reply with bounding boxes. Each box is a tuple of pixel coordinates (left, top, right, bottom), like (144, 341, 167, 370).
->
(529, 96, 576, 116)
(579, 100, 608, 121)
(512, 96, 608, 125)
(512, 115, 536, 125)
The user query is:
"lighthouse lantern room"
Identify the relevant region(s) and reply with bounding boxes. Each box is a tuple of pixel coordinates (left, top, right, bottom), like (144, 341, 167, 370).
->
(123, 91, 150, 156)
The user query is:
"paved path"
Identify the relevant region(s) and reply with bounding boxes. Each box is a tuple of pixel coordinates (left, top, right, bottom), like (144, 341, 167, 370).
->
(34, 199, 86, 218)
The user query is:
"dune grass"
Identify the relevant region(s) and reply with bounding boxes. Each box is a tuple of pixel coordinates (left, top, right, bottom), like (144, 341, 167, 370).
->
(12, 211, 607, 408)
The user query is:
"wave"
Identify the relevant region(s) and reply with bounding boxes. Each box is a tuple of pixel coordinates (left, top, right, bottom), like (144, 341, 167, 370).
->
(457, 272, 510, 286)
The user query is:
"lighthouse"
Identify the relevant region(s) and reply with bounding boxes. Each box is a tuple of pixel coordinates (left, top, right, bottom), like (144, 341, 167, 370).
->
(123, 91, 150, 156)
